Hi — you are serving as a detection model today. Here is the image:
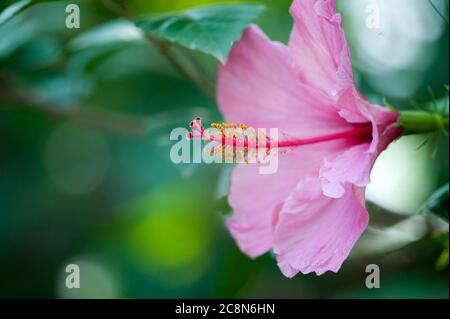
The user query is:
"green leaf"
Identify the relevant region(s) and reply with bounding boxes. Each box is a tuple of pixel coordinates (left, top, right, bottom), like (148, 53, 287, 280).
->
(434, 231, 449, 249)
(134, 4, 265, 62)
(214, 196, 232, 216)
(0, 0, 64, 26)
(434, 232, 449, 271)
(420, 183, 449, 221)
(0, 0, 32, 26)
(66, 20, 145, 74)
(67, 20, 144, 52)
(437, 249, 449, 270)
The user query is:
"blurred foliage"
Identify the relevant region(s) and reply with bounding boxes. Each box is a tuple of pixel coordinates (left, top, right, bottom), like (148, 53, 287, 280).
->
(421, 183, 449, 221)
(0, 0, 448, 298)
(135, 4, 265, 62)
(434, 232, 449, 271)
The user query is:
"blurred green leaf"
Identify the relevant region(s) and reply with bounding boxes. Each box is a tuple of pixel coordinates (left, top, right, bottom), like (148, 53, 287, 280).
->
(67, 20, 144, 52)
(0, 0, 32, 26)
(134, 4, 265, 62)
(68, 47, 123, 74)
(0, 0, 63, 26)
(0, 16, 39, 59)
(66, 20, 146, 74)
(434, 232, 449, 270)
(420, 183, 449, 221)
(18, 71, 94, 107)
(434, 231, 449, 247)
(437, 249, 449, 270)
(9, 37, 62, 71)
(214, 196, 232, 216)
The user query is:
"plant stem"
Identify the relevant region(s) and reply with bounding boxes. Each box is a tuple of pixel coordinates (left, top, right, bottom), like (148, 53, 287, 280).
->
(427, 0, 449, 25)
(147, 35, 215, 97)
(398, 110, 449, 135)
(102, 0, 215, 97)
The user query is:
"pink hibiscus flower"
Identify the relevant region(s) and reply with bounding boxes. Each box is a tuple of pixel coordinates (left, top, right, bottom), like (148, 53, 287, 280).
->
(215, 0, 403, 276)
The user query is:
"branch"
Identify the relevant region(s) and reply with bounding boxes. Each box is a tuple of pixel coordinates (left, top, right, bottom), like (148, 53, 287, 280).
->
(146, 34, 216, 97)
(0, 75, 149, 138)
(101, 0, 215, 97)
(428, 0, 449, 25)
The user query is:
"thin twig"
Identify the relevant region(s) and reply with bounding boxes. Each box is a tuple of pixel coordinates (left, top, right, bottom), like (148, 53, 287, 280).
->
(100, 0, 131, 18)
(146, 34, 215, 97)
(428, 0, 449, 24)
(101, 0, 215, 97)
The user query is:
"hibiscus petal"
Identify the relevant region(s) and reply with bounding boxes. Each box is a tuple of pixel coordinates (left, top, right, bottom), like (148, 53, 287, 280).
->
(219, 1, 402, 275)
(273, 178, 369, 277)
(320, 124, 402, 199)
(320, 143, 372, 198)
(217, 24, 353, 139)
(289, 0, 401, 133)
(289, 0, 353, 95)
(227, 140, 353, 258)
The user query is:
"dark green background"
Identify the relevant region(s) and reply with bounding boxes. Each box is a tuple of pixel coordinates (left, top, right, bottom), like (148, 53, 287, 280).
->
(0, 0, 448, 298)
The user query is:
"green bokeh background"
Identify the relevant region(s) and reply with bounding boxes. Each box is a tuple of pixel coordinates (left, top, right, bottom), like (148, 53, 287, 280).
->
(0, 0, 448, 298)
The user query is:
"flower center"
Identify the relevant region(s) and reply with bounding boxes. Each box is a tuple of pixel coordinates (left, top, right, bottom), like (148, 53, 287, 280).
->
(186, 117, 372, 161)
